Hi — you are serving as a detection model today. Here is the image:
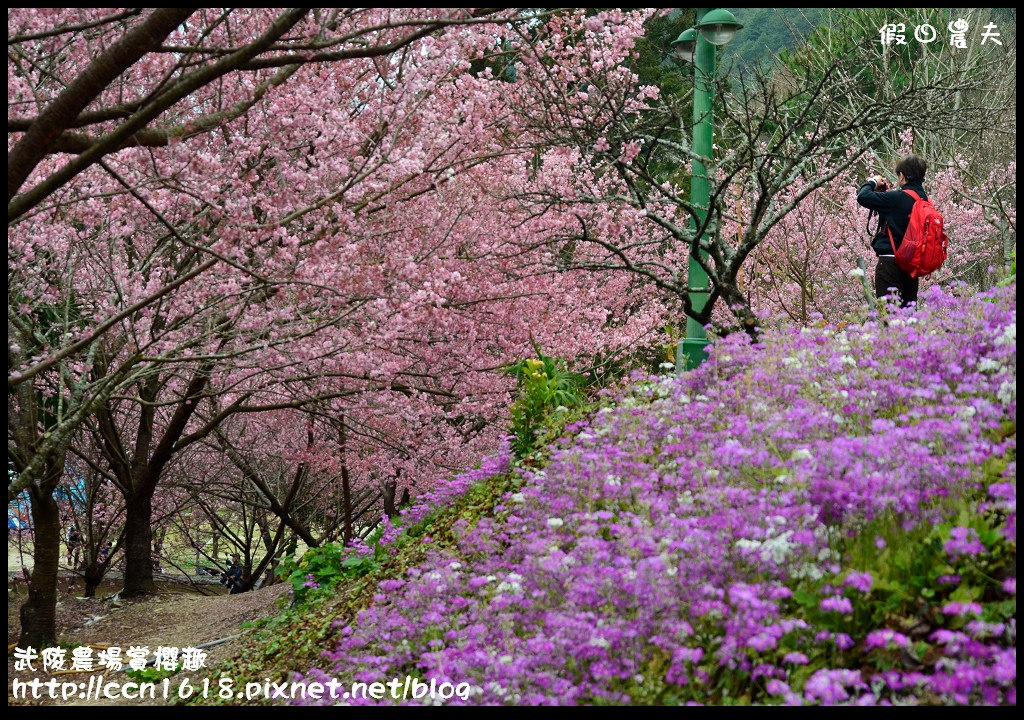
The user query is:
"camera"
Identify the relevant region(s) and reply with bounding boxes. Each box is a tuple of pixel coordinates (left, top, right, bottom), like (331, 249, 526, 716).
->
(875, 179, 888, 192)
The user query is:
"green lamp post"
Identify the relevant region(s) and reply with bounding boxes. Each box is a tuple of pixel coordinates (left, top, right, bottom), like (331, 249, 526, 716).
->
(671, 8, 743, 372)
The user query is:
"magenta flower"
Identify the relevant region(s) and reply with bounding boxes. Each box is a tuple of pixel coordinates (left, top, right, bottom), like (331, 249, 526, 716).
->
(820, 596, 853, 614)
(843, 571, 873, 594)
(941, 601, 983, 617)
(864, 629, 909, 650)
(944, 526, 985, 558)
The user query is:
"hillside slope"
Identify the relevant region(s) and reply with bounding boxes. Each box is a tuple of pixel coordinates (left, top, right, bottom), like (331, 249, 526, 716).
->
(227, 282, 1017, 706)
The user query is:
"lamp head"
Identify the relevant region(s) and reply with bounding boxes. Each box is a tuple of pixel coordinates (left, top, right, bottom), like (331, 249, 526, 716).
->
(697, 8, 743, 46)
(671, 27, 697, 63)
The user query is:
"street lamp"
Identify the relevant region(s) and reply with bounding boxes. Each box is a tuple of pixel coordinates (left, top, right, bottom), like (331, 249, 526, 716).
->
(696, 8, 743, 46)
(671, 9, 742, 372)
(672, 27, 696, 63)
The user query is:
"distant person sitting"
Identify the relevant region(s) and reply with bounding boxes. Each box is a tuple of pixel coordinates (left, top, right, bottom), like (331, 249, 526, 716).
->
(221, 554, 244, 594)
(66, 527, 82, 568)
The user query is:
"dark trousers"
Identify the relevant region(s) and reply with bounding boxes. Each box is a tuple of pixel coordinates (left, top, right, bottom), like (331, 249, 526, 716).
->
(874, 257, 919, 307)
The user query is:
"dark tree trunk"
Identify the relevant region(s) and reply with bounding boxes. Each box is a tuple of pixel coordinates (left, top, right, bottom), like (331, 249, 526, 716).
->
(383, 479, 398, 519)
(122, 489, 156, 597)
(340, 419, 353, 545)
(83, 561, 106, 598)
(18, 486, 61, 648)
(717, 281, 762, 343)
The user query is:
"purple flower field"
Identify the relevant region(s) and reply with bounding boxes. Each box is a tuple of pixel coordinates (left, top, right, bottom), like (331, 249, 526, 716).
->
(297, 283, 1016, 705)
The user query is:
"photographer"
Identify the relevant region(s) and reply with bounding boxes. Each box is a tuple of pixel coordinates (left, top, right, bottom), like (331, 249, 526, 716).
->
(856, 155, 929, 306)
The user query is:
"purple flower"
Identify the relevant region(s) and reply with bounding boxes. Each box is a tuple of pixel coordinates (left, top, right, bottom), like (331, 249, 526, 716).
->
(804, 669, 865, 703)
(865, 629, 909, 650)
(941, 601, 983, 617)
(843, 571, 873, 594)
(944, 526, 985, 558)
(820, 596, 853, 613)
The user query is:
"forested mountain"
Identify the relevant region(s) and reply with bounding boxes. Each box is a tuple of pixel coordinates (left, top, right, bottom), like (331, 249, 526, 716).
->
(720, 8, 825, 71)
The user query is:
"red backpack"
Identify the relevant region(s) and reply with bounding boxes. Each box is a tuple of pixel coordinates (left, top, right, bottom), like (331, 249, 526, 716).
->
(887, 189, 949, 279)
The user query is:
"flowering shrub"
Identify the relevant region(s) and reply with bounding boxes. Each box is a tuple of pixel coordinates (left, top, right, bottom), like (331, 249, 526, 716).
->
(295, 282, 1015, 705)
(503, 352, 588, 459)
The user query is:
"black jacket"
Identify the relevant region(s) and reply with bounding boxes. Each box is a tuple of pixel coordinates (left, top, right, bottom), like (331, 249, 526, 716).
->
(856, 180, 928, 257)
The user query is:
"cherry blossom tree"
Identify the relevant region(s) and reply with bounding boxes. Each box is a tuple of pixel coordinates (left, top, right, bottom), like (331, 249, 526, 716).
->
(8, 8, 667, 644)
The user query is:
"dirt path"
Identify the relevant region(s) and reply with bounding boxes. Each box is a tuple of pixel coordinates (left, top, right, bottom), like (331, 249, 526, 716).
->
(9, 580, 290, 706)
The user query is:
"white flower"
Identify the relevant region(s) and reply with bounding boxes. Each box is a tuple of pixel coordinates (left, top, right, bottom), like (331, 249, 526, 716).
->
(790, 448, 813, 461)
(510, 493, 526, 503)
(589, 637, 611, 649)
(848, 267, 865, 279)
(791, 563, 825, 580)
(760, 531, 795, 563)
(955, 406, 977, 420)
(997, 380, 1015, 406)
(658, 361, 675, 370)
(977, 358, 1001, 373)
(547, 518, 564, 528)
(995, 323, 1015, 347)
(495, 579, 522, 594)
(817, 547, 839, 562)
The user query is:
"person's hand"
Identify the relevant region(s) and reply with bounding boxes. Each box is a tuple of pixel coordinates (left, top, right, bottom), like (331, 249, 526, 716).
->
(871, 175, 887, 187)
